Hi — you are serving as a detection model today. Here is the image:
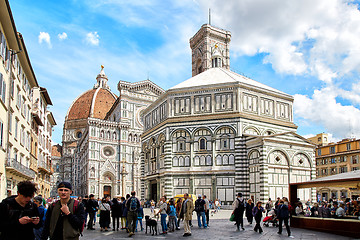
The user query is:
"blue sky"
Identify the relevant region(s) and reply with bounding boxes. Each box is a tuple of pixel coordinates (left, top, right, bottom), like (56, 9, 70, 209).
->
(8, 0, 360, 144)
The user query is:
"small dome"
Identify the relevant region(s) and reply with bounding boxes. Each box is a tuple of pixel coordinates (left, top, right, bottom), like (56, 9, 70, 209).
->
(66, 88, 117, 121)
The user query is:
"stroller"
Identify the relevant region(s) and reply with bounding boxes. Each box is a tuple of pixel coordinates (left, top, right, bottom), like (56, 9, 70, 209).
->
(263, 209, 279, 227)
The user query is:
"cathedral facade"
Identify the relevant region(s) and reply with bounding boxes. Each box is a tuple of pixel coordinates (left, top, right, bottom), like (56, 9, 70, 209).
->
(140, 24, 316, 204)
(61, 67, 164, 198)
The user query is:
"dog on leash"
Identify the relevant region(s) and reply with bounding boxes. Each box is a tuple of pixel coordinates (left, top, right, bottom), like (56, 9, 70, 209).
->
(145, 215, 158, 235)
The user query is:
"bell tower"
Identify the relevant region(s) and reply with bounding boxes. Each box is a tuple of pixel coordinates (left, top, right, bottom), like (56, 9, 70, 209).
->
(190, 24, 231, 77)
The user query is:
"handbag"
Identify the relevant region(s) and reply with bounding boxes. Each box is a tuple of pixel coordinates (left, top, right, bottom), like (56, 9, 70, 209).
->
(229, 213, 235, 221)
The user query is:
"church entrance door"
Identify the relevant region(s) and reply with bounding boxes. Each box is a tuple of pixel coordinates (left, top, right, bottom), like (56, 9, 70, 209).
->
(104, 185, 111, 197)
(151, 182, 157, 201)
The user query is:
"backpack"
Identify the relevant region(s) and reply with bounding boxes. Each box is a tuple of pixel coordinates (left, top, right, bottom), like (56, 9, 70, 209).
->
(129, 197, 138, 212)
(265, 203, 270, 210)
(237, 198, 245, 211)
(166, 204, 171, 214)
(195, 199, 204, 212)
(52, 199, 85, 235)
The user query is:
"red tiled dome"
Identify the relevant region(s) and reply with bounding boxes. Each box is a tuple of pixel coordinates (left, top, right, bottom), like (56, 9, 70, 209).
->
(66, 88, 117, 121)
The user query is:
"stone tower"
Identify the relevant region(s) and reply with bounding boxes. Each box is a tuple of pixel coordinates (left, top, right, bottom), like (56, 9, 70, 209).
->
(189, 24, 231, 77)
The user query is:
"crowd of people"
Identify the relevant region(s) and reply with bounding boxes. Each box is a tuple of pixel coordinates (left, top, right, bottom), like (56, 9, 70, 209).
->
(1, 181, 359, 239)
(294, 198, 360, 218)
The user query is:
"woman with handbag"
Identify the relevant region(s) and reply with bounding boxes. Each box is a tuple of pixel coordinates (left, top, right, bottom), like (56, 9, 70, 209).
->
(99, 197, 111, 231)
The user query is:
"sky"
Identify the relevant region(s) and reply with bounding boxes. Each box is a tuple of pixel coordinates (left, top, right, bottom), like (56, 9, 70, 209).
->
(8, 0, 360, 144)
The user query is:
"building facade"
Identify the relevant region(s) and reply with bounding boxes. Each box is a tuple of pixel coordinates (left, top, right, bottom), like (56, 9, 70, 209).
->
(315, 138, 360, 200)
(62, 67, 164, 198)
(140, 24, 316, 205)
(308, 133, 329, 147)
(0, 0, 56, 199)
(51, 144, 62, 197)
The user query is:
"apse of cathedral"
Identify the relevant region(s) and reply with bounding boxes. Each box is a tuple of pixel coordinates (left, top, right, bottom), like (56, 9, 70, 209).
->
(61, 24, 315, 203)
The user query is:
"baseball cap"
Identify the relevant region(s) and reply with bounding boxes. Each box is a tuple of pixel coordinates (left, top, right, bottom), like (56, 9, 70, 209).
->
(57, 182, 72, 190)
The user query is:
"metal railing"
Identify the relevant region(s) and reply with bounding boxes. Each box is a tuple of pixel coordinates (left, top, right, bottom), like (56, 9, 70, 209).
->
(6, 158, 36, 179)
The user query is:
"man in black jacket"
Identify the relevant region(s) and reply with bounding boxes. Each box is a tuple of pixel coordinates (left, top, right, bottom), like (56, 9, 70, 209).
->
(86, 194, 98, 230)
(41, 182, 85, 240)
(0, 181, 41, 240)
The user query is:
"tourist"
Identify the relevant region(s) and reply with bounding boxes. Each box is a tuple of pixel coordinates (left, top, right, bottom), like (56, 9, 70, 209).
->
(232, 192, 245, 231)
(82, 195, 88, 227)
(33, 196, 47, 240)
(195, 194, 207, 228)
(295, 202, 304, 216)
(135, 204, 144, 232)
(41, 182, 85, 240)
(159, 196, 168, 234)
(111, 198, 121, 231)
(252, 201, 265, 234)
(310, 202, 319, 217)
(176, 198, 183, 229)
(245, 198, 254, 224)
(86, 194, 98, 230)
(0, 181, 41, 240)
(277, 200, 291, 237)
(336, 203, 345, 218)
(99, 197, 111, 232)
(167, 199, 177, 232)
(203, 195, 210, 226)
(180, 193, 194, 237)
(120, 197, 127, 229)
(126, 191, 140, 237)
(265, 198, 273, 214)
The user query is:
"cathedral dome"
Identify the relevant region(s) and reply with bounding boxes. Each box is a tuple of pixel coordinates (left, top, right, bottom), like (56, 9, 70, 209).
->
(65, 67, 117, 121)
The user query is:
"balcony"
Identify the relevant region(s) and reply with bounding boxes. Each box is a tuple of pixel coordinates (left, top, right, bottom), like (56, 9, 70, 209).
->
(6, 158, 36, 179)
(38, 160, 52, 174)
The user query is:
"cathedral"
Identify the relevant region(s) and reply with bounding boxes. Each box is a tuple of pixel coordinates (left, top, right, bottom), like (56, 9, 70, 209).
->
(61, 67, 164, 197)
(140, 24, 316, 205)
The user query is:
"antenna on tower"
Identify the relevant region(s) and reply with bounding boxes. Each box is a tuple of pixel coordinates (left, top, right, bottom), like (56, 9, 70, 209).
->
(209, 8, 211, 25)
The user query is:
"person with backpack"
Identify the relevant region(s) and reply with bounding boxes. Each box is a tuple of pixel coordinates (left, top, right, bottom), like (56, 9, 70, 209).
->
(232, 192, 245, 231)
(195, 194, 207, 228)
(159, 196, 168, 234)
(0, 181, 41, 240)
(41, 182, 86, 240)
(265, 198, 273, 214)
(126, 191, 140, 237)
(167, 199, 177, 232)
(33, 196, 47, 240)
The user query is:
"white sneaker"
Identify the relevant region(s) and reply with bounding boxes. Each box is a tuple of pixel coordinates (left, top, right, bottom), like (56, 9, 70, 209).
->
(289, 235, 294, 238)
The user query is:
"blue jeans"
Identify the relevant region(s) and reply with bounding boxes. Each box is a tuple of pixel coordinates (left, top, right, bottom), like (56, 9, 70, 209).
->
(160, 214, 168, 232)
(175, 215, 179, 228)
(197, 211, 207, 228)
(135, 218, 143, 231)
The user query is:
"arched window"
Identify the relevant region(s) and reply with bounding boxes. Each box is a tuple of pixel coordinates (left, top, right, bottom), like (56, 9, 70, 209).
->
(199, 138, 206, 150)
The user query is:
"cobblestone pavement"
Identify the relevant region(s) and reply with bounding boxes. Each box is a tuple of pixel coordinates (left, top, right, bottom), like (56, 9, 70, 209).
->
(82, 209, 357, 240)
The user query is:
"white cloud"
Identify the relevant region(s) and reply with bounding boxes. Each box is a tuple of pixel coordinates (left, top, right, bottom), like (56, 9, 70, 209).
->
(294, 87, 360, 139)
(198, 0, 360, 82)
(38, 32, 52, 48)
(57, 32, 67, 40)
(85, 32, 100, 46)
